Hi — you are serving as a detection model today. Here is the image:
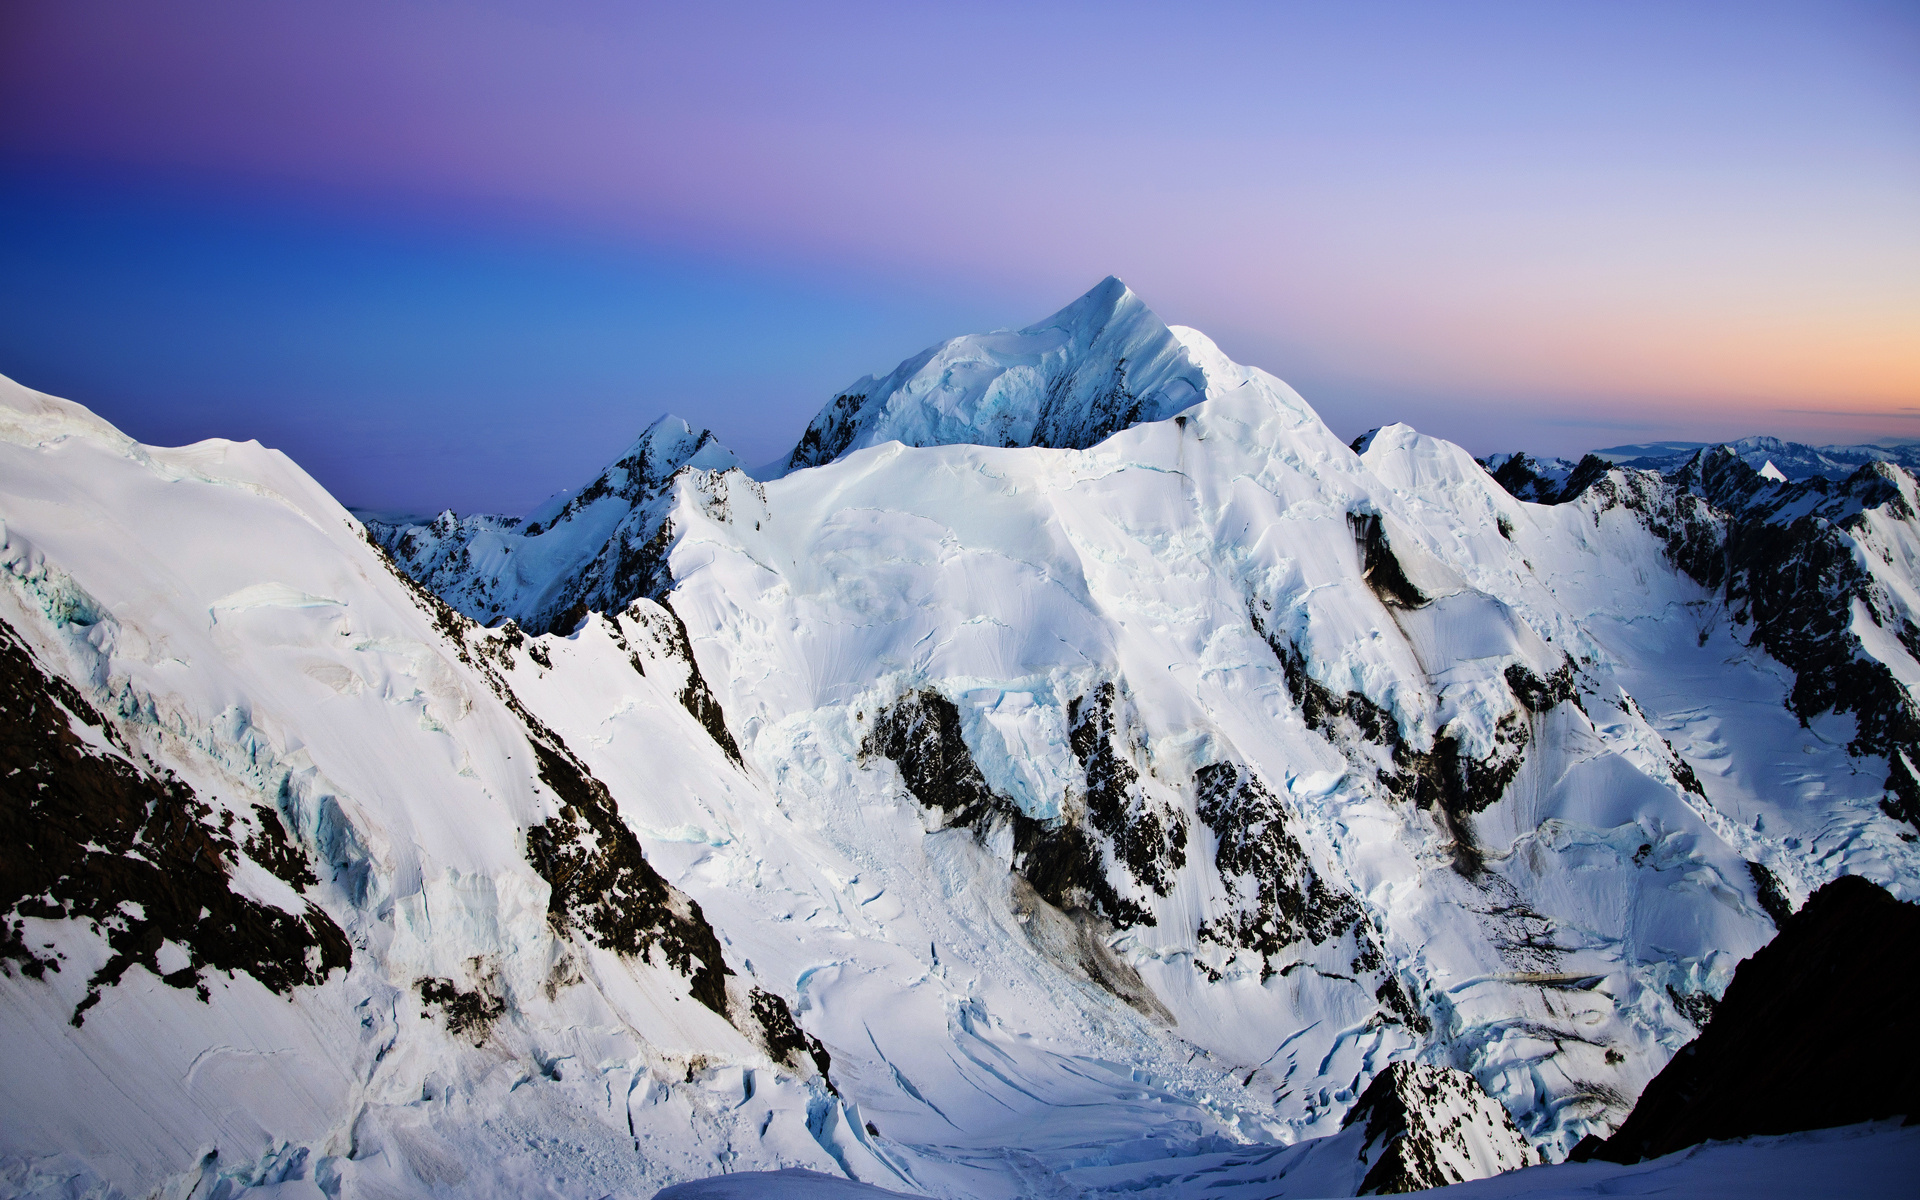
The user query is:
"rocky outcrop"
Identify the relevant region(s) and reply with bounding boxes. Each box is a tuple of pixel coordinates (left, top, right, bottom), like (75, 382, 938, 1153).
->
(862, 687, 1167, 932)
(0, 617, 350, 1026)
(1343, 1061, 1536, 1193)
(1575, 875, 1920, 1164)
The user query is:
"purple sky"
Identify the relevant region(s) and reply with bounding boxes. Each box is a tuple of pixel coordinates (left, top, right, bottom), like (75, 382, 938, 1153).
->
(2, 1, 1915, 512)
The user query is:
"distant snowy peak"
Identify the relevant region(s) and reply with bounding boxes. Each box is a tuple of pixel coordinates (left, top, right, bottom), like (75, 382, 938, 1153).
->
(779, 276, 1213, 474)
(527, 414, 738, 531)
(365, 413, 748, 634)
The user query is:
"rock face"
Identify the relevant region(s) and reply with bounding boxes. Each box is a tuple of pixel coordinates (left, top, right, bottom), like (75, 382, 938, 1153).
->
(1578, 875, 1920, 1164)
(1342, 1062, 1536, 1194)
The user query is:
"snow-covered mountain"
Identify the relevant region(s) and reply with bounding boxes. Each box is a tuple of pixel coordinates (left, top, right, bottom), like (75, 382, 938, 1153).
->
(776, 276, 1220, 475)
(361, 415, 740, 636)
(5, 280, 1919, 1199)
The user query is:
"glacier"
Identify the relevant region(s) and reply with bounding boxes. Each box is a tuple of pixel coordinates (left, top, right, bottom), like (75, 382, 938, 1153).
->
(3, 278, 1918, 1198)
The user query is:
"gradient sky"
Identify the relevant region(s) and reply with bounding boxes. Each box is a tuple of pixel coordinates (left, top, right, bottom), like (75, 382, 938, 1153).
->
(2, 1, 1915, 513)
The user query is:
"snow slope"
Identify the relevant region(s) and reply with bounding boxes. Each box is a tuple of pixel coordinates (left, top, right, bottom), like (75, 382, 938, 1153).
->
(0, 378, 855, 1199)
(655, 1121, 1920, 1200)
(5, 278, 1920, 1199)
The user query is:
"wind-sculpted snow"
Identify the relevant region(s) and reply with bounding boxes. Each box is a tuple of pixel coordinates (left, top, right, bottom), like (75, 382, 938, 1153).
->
(6, 278, 1920, 1199)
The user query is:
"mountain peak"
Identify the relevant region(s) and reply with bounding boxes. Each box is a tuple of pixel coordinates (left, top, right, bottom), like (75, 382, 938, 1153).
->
(1025, 274, 1138, 334)
(777, 278, 1210, 474)
(527, 416, 737, 527)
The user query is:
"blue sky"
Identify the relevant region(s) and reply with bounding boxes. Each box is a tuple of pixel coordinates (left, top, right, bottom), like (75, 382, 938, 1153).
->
(0, 165, 1005, 511)
(2, 1, 1915, 512)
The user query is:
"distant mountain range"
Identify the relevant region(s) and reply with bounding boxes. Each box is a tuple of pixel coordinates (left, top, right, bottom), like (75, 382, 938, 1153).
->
(1579, 435, 1920, 482)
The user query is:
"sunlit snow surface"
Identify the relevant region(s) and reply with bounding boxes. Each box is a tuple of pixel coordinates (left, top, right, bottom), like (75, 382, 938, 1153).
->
(2, 281, 1918, 1200)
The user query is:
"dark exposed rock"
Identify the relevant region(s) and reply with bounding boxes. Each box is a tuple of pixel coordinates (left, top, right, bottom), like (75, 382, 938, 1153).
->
(1554, 455, 1615, 504)
(522, 729, 733, 1017)
(1067, 683, 1188, 899)
(1884, 752, 1920, 833)
(1373, 974, 1430, 1033)
(861, 688, 1001, 828)
(863, 688, 1155, 929)
(1747, 861, 1794, 927)
(1349, 512, 1428, 609)
(1504, 661, 1578, 714)
(1344, 1060, 1535, 1194)
(1012, 817, 1154, 931)
(568, 517, 675, 636)
(643, 603, 744, 767)
(784, 392, 869, 473)
(748, 986, 834, 1086)
(1575, 875, 1920, 1164)
(1485, 454, 1612, 506)
(1192, 762, 1362, 977)
(244, 802, 321, 891)
(1663, 985, 1717, 1032)
(417, 975, 507, 1046)
(1486, 454, 1564, 504)
(1032, 358, 1146, 451)
(0, 617, 350, 1026)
